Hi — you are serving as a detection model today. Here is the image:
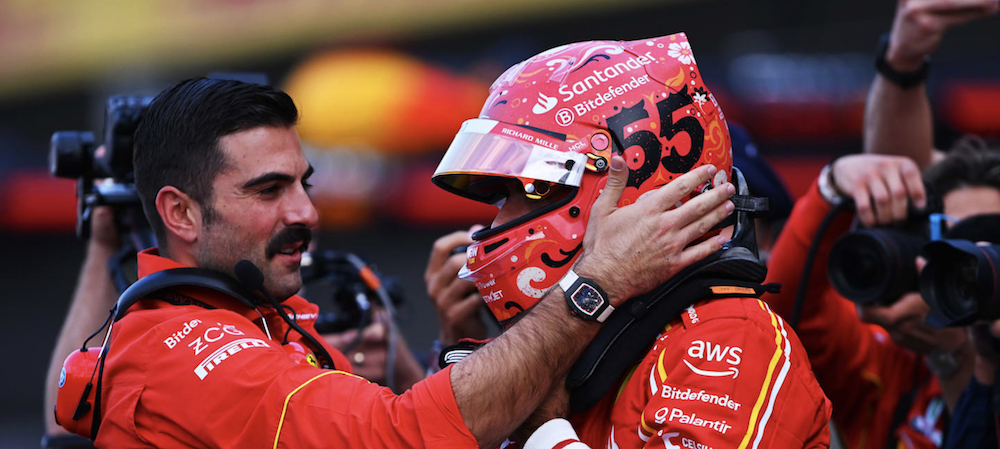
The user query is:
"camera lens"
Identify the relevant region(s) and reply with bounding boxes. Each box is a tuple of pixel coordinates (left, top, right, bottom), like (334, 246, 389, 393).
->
(922, 240, 1000, 326)
(828, 228, 926, 306)
(49, 131, 95, 179)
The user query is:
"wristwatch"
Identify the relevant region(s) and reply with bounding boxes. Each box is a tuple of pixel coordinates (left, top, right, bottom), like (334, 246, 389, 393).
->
(875, 32, 929, 89)
(559, 269, 615, 322)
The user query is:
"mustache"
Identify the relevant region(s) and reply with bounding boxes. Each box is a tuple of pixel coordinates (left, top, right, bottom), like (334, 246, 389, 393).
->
(265, 227, 313, 259)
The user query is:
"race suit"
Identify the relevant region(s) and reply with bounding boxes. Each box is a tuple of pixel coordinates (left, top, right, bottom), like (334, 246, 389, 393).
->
(569, 294, 833, 449)
(93, 248, 477, 448)
(762, 180, 947, 449)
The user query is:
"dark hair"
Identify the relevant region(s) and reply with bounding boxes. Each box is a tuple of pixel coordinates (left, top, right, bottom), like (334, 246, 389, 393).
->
(133, 78, 298, 245)
(924, 135, 1000, 197)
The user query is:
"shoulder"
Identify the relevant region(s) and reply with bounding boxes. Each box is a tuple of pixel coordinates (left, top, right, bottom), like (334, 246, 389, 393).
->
(622, 296, 830, 445)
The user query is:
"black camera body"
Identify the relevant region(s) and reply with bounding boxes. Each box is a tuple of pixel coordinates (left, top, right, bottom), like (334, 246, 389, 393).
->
(301, 250, 406, 334)
(49, 95, 153, 239)
(827, 198, 941, 306)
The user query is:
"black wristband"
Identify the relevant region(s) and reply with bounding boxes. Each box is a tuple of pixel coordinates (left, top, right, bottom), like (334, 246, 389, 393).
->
(875, 32, 929, 89)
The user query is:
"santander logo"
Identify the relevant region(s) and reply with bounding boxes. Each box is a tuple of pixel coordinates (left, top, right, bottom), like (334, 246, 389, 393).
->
(532, 92, 558, 114)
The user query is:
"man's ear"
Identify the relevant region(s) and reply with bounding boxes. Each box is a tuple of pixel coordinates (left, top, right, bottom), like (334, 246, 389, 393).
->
(155, 186, 201, 244)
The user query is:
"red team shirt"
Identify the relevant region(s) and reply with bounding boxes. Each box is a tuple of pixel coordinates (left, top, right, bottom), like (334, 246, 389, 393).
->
(763, 181, 946, 449)
(94, 249, 478, 448)
(569, 295, 832, 448)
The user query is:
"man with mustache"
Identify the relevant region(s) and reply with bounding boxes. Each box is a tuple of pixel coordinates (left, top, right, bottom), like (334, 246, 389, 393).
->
(56, 77, 734, 448)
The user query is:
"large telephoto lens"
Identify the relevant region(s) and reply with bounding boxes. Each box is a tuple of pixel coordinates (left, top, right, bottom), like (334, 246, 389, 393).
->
(921, 240, 1000, 327)
(828, 228, 927, 305)
(49, 131, 95, 179)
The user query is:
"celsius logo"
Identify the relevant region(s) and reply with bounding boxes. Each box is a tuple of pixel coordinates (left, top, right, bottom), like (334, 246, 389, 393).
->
(532, 92, 558, 114)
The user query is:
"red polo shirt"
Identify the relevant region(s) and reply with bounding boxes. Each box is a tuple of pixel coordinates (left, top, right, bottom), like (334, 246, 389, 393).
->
(93, 248, 477, 448)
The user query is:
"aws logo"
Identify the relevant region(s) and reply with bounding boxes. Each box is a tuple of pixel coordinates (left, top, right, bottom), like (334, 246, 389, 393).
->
(532, 92, 558, 114)
(683, 340, 742, 379)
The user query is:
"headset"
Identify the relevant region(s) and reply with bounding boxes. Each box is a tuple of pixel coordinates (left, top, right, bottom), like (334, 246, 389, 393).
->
(54, 262, 335, 441)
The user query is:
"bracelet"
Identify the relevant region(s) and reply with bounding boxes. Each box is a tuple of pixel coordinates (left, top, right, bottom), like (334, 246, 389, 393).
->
(817, 164, 847, 206)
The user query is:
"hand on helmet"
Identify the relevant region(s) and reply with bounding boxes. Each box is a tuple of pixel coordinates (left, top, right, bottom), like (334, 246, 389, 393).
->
(425, 226, 487, 345)
(573, 156, 735, 306)
(831, 154, 926, 227)
(888, 0, 998, 71)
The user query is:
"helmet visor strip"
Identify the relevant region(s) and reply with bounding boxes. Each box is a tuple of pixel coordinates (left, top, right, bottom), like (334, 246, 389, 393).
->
(433, 119, 587, 204)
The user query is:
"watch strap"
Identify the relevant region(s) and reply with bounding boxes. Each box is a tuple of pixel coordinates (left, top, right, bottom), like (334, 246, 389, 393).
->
(560, 269, 615, 323)
(875, 32, 929, 89)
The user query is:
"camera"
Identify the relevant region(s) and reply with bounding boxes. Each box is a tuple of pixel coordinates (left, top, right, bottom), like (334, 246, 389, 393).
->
(827, 199, 940, 306)
(920, 213, 1000, 327)
(301, 250, 406, 334)
(49, 94, 153, 239)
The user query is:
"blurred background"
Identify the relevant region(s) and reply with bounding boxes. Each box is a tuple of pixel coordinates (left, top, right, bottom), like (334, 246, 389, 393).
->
(2, 0, 999, 446)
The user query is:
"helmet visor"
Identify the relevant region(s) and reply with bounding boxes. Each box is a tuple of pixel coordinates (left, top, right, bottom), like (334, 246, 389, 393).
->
(433, 119, 586, 204)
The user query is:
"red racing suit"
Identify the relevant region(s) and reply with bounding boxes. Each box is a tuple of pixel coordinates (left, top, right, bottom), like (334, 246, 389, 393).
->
(93, 249, 477, 448)
(762, 180, 946, 449)
(569, 293, 833, 448)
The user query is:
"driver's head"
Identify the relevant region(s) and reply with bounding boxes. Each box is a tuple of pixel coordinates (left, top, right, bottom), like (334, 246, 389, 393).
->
(433, 33, 733, 326)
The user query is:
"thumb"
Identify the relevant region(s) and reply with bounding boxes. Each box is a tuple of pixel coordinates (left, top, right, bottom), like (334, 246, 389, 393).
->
(592, 155, 628, 216)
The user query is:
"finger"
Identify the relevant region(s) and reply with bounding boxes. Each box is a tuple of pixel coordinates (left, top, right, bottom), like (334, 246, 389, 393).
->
(445, 294, 487, 331)
(663, 181, 734, 230)
(935, 7, 998, 26)
(438, 276, 479, 311)
(883, 168, 910, 222)
(899, 159, 926, 209)
(428, 253, 470, 302)
(868, 178, 893, 224)
(915, 256, 927, 273)
(853, 184, 877, 227)
(590, 155, 628, 217)
(675, 233, 727, 269)
(362, 321, 387, 343)
(645, 164, 718, 211)
(426, 231, 474, 280)
(677, 199, 736, 245)
(323, 329, 359, 351)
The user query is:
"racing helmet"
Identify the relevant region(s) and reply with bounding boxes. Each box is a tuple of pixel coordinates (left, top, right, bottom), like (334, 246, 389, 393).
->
(433, 33, 732, 326)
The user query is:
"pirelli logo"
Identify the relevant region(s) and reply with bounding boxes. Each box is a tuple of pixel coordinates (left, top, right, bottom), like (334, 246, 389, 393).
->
(194, 338, 269, 380)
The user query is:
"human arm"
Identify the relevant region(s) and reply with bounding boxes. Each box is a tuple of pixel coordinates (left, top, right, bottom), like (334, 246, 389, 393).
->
(863, 0, 998, 168)
(450, 156, 735, 447)
(44, 206, 120, 436)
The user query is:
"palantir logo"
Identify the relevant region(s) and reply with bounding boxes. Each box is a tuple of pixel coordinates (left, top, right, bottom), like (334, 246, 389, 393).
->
(532, 92, 558, 114)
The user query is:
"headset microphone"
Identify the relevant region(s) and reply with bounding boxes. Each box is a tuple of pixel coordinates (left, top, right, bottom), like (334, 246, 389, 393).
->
(234, 260, 336, 369)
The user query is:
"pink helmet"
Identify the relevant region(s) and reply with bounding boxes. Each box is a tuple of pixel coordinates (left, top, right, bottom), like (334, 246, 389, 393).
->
(433, 33, 732, 325)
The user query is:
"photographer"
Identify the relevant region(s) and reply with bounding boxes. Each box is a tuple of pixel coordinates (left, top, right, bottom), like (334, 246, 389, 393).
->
(760, 146, 1000, 448)
(53, 77, 733, 448)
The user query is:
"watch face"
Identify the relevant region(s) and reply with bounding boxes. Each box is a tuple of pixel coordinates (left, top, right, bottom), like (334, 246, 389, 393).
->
(573, 284, 605, 315)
